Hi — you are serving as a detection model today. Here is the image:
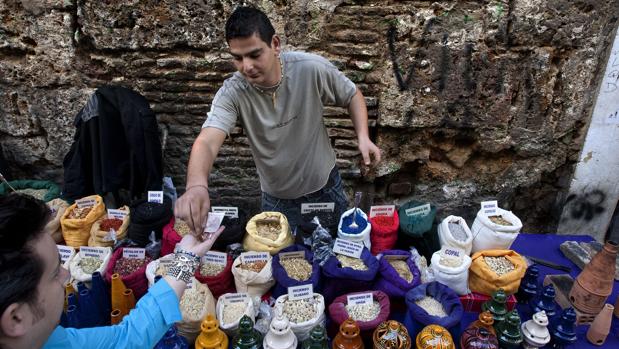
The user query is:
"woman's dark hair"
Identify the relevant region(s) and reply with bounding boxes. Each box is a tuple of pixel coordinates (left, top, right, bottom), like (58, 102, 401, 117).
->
(225, 6, 275, 45)
(0, 194, 51, 317)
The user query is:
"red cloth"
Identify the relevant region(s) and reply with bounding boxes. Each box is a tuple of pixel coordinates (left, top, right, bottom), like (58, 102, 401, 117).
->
(194, 253, 235, 299)
(459, 292, 517, 312)
(104, 247, 150, 299)
(328, 290, 391, 340)
(369, 210, 399, 255)
(161, 217, 181, 256)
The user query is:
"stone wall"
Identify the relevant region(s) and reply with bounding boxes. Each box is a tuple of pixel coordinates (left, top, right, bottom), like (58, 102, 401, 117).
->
(1, 0, 618, 232)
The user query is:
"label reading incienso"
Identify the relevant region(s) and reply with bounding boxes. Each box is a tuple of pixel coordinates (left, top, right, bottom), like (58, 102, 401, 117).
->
(332, 238, 364, 259)
(240, 252, 269, 264)
(123, 247, 146, 259)
(481, 200, 499, 216)
(347, 292, 373, 306)
(79, 246, 107, 260)
(301, 202, 335, 214)
(211, 206, 239, 218)
(202, 251, 227, 266)
(288, 284, 313, 301)
(405, 203, 431, 217)
(57, 245, 75, 263)
(369, 205, 395, 218)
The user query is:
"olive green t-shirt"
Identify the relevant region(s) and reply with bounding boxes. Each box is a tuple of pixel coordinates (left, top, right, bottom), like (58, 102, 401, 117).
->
(202, 51, 357, 199)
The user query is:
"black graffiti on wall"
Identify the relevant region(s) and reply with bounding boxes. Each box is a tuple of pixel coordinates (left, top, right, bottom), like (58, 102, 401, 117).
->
(564, 189, 607, 222)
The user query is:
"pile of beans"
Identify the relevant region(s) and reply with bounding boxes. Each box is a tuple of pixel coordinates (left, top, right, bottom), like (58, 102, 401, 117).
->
(337, 254, 367, 271)
(237, 260, 267, 273)
(68, 206, 92, 219)
(114, 257, 152, 276)
(100, 218, 123, 231)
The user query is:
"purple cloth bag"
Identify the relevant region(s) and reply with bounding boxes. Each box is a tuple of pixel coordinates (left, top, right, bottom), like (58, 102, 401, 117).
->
(374, 250, 421, 297)
(321, 247, 379, 304)
(272, 244, 321, 298)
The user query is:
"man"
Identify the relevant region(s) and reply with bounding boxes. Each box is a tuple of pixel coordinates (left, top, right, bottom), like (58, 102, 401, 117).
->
(0, 193, 223, 349)
(175, 6, 381, 233)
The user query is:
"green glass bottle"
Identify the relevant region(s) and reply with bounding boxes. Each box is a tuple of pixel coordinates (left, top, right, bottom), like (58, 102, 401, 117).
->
(482, 288, 508, 328)
(496, 310, 523, 349)
(232, 315, 263, 349)
(303, 325, 329, 349)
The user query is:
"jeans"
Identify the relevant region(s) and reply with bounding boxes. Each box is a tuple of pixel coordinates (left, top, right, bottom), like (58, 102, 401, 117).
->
(261, 166, 349, 234)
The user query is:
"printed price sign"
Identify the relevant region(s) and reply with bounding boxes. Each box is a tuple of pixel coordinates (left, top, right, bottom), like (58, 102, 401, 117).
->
(148, 191, 164, 204)
(123, 247, 145, 259)
(481, 200, 499, 216)
(211, 206, 239, 218)
(76, 197, 96, 208)
(240, 252, 269, 264)
(405, 203, 431, 217)
(57, 245, 75, 263)
(202, 251, 227, 266)
(347, 292, 373, 306)
(79, 246, 107, 259)
(369, 205, 395, 218)
(204, 212, 225, 233)
(301, 202, 335, 214)
(223, 293, 249, 304)
(107, 209, 128, 220)
(288, 284, 314, 301)
(279, 251, 305, 260)
(333, 238, 364, 259)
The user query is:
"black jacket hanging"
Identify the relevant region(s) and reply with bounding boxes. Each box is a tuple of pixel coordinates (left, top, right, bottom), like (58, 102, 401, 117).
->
(62, 86, 163, 202)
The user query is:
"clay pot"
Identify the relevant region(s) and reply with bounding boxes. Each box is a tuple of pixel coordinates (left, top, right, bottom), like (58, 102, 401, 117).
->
(521, 311, 551, 349)
(460, 327, 498, 349)
(333, 318, 364, 349)
(614, 296, 619, 318)
(195, 314, 228, 349)
(569, 240, 618, 313)
(467, 311, 496, 337)
(586, 303, 614, 346)
(415, 325, 454, 349)
(373, 320, 411, 349)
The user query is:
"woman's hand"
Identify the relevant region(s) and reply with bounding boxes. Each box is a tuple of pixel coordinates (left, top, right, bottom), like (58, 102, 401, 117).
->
(176, 225, 225, 257)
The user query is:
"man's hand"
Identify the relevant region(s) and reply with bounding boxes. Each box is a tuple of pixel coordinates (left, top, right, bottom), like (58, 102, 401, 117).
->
(176, 226, 225, 257)
(358, 136, 381, 166)
(174, 185, 211, 234)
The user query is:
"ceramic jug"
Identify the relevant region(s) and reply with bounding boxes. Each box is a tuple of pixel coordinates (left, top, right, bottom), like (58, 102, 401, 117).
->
(586, 303, 614, 346)
(263, 308, 297, 349)
(467, 311, 496, 337)
(521, 311, 550, 349)
(482, 288, 508, 327)
(549, 307, 577, 349)
(496, 310, 522, 349)
(569, 240, 617, 313)
(517, 265, 539, 304)
(195, 314, 228, 349)
(333, 318, 364, 349)
(415, 325, 454, 349)
(460, 327, 498, 349)
(231, 315, 262, 349)
(373, 320, 411, 349)
(529, 285, 557, 319)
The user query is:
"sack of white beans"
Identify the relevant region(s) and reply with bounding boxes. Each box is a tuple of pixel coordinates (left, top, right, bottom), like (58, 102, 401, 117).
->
(275, 293, 326, 341)
(429, 247, 472, 295)
(438, 216, 473, 255)
(176, 277, 216, 343)
(471, 208, 522, 253)
(216, 292, 256, 336)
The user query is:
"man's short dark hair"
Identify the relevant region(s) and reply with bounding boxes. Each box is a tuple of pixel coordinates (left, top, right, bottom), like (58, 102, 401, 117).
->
(0, 194, 50, 319)
(225, 6, 275, 45)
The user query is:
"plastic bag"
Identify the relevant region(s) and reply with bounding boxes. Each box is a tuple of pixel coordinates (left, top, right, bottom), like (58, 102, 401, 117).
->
(145, 231, 161, 259)
(369, 210, 399, 255)
(177, 277, 216, 343)
(275, 293, 326, 341)
(61, 195, 106, 248)
(410, 247, 433, 283)
(231, 253, 276, 297)
(194, 252, 235, 299)
(272, 244, 321, 298)
(429, 249, 472, 295)
(404, 282, 464, 338)
(216, 293, 256, 336)
(321, 248, 379, 304)
(45, 198, 69, 243)
(470, 208, 522, 253)
(254, 300, 274, 336)
(104, 247, 151, 299)
(337, 208, 371, 250)
(69, 246, 112, 285)
(243, 212, 294, 255)
(88, 206, 130, 247)
(374, 250, 421, 297)
(468, 249, 527, 296)
(310, 218, 335, 266)
(437, 215, 473, 255)
(328, 291, 390, 339)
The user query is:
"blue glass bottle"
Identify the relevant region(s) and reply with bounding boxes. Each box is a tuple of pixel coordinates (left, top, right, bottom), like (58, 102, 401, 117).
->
(154, 325, 189, 349)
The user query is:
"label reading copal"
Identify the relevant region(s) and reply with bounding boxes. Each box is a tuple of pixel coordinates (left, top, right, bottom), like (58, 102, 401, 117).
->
(332, 238, 364, 259)
(288, 284, 313, 301)
(223, 293, 249, 304)
(107, 209, 128, 220)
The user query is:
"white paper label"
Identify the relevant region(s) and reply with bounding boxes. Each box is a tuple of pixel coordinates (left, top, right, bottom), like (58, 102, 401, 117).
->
(240, 252, 269, 264)
(288, 284, 314, 301)
(369, 205, 396, 218)
(123, 247, 145, 259)
(440, 247, 464, 265)
(405, 203, 431, 217)
(279, 251, 305, 260)
(211, 206, 239, 218)
(202, 251, 227, 266)
(107, 209, 128, 220)
(333, 238, 364, 259)
(301, 202, 335, 214)
(223, 293, 249, 304)
(481, 200, 499, 216)
(347, 292, 373, 306)
(148, 191, 164, 204)
(204, 212, 225, 233)
(79, 246, 106, 259)
(75, 197, 96, 208)
(57, 245, 74, 263)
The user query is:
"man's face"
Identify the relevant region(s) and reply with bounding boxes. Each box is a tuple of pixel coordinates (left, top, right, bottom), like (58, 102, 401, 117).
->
(228, 33, 281, 87)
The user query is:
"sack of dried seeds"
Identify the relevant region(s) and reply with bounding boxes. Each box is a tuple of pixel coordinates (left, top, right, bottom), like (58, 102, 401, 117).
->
(468, 249, 526, 296)
(44, 198, 69, 243)
(231, 253, 276, 297)
(272, 244, 321, 298)
(88, 206, 131, 247)
(104, 247, 152, 299)
(337, 208, 372, 250)
(216, 292, 256, 336)
(244, 212, 294, 255)
(321, 247, 379, 304)
(429, 249, 472, 295)
(374, 250, 421, 298)
(438, 215, 473, 255)
(471, 208, 522, 253)
(404, 281, 463, 339)
(61, 195, 106, 248)
(0, 179, 61, 202)
(177, 277, 216, 343)
(369, 210, 399, 255)
(69, 246, 112, 285)
(194, 252, 235, 298)
(328, 290, 390, 339)
(212, 208, 248, 251)
(275, 293, 326, 341)
(145, 254, 175, 287)
(161, 217, 187, 256)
